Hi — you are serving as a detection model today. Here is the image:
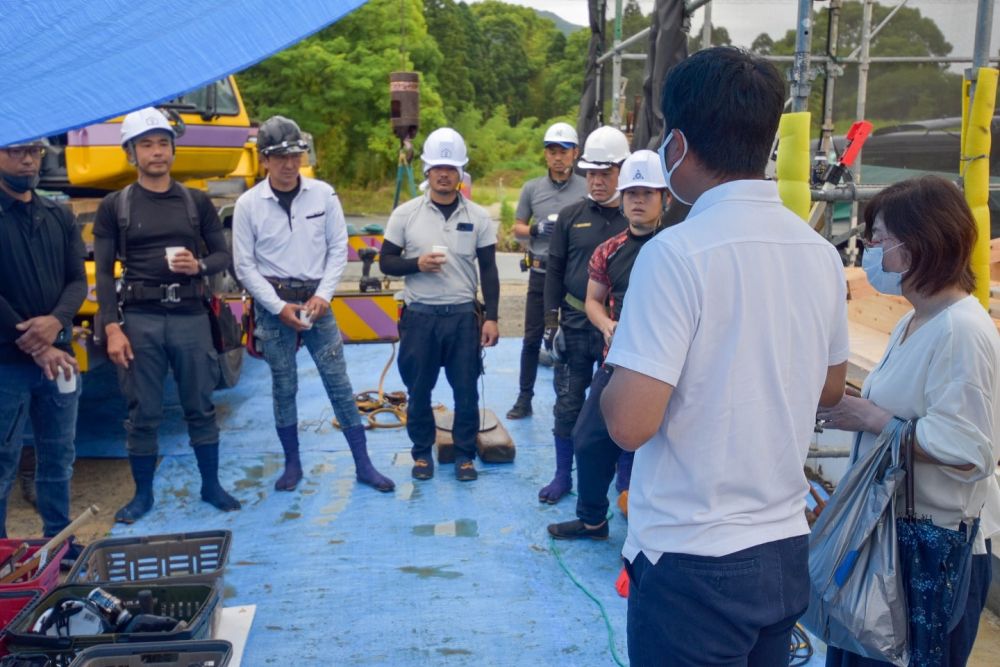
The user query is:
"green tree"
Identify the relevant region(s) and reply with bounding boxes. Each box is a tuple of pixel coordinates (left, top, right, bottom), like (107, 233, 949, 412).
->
(687, 24, 732, 54)
(423, 0, 487, 117)
(239, 0, 447, 186)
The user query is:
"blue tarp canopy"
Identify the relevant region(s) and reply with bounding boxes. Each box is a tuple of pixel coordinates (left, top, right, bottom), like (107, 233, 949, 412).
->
(0, 0, 367, 145)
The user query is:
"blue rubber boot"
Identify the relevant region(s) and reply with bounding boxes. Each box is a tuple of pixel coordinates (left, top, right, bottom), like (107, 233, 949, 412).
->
(193, 443, 242, 512)
(615, 451, 634, 493)
(115, 455, 157, 524)
(344, 426, 394, 492)
(538, 435, 574, 504)
(274, 424, 303, 491)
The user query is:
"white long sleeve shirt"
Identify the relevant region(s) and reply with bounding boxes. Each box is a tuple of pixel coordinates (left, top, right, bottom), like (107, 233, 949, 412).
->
(233, 177, 348, 314)
(859, 296, 1000, 553)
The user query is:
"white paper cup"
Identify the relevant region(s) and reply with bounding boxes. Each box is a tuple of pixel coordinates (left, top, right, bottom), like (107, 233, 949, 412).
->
(56, 370, 77, 394)
(432, 245, 448, 261)
(165, 246, 184, 261)
(298, 310, 313, 329)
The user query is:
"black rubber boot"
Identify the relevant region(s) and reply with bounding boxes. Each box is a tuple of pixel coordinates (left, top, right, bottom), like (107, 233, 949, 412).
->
(274, 424, 303, 491)
(547, 519, 609, 541)
(506, 393, 533, 420)
(115, 455, 157, 524)
(193, 443, 242, 512)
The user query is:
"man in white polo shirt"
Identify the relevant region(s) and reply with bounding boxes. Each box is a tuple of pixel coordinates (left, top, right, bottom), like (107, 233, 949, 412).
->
(600, 47, 849, 665)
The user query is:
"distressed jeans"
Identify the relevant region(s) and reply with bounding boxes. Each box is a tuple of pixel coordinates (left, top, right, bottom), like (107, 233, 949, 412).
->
(253, 304, 362, 430)
(0, 362, 79, 537)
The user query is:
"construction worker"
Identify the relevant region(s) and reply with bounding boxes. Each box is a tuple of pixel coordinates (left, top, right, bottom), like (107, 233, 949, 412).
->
(601, 47, 848, 665)
(379, 127, 500, 482)
(94, 107, 241, 523)
(0, 138, 86, 539)
(538, 126, 629, 504)
(547, 150, 669, 539)
(506, 122, 587, 420)
(233, 116, 394, 493)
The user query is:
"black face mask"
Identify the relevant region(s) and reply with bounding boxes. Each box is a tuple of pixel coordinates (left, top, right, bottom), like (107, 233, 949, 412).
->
(1, 172, 39, 194)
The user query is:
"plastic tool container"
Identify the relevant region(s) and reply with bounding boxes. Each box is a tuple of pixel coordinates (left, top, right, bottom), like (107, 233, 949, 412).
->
(3, 583, 221, 665)
(68, 639, 233, 666)
(67, 531, 230, 587)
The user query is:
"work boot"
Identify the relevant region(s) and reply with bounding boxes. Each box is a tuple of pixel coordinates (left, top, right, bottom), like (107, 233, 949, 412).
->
(505, 393, 533, 420)
(18, 446, 36, 508)
(193, 443, 242, 512)
(274, 424, 303, 491)
(538, 435, 573, 504)
(343, 426, 394, 492)
(455, 456, 478, 482)
(412, 455, 434, 480)
(115, 454, 158, 524)
(547, 518, 609, 541)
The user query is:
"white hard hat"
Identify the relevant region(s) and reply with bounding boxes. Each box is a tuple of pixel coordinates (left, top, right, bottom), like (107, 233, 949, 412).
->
(420, 127, 469, 173)
(120, 107, 176, 146)
(616, 150, 667, 191)
(578, 126, 630, 170)
(543, 122, 578, 147)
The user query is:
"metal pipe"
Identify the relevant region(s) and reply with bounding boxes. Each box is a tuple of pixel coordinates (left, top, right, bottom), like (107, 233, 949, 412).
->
(808, 448, 852, 459)
(819, 0, 843, 157)
(844, 0, 911, 62)
(790, 0, 815, 113)
(766, 55, 1000, 64)
(811, 184, 886, 202)
(969, 0, 996, 106)
(685, 0, 712, 14)
(596, 27, 650, 63)
(848, 0, 874, 266)
(701, 0, 712, 50)
(611, 0, 623, 127)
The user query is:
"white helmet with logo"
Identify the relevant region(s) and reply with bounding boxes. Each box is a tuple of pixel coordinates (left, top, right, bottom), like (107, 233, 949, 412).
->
(543, 122, 578, 148)
(578, 126, 630, 170)
(616, 150, 668, 191)
(120, 107, 176, 146)
(420, 127, 469, 174)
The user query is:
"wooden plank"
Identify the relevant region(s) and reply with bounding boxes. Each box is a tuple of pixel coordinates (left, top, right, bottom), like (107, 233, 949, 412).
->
(844, 266, 876, 301)
(434, 408, 515, 464)
(846, 294, 911, 335)
(847, 319, 890, 381)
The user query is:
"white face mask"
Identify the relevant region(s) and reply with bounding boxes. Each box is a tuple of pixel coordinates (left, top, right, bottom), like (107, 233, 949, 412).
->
(862, 242, 906, 295)
(656, 130, 692, 206)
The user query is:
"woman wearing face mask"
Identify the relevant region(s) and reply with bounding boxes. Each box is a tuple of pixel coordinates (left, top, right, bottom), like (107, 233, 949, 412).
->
(818, 175, 1000, 666)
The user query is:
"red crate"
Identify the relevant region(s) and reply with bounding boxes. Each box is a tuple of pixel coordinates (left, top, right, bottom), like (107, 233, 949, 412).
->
(0, 590, 40, 655)
(0, 539, 69, 598)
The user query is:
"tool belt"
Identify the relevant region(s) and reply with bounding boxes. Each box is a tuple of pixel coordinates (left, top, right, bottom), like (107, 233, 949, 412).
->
(120, 281, 205, 305)
(563, 293, 586, 312)
(265, 277, 320, 302)
(528, 252, 547, 271)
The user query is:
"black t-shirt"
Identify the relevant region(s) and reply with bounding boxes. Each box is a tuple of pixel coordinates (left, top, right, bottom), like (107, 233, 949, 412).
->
(432, 198, 459, 222)
(93, 181, 228, 315)
(0, 190, 87, 363)
(544, 198, 628, 329)
(589, 227, 660, 321)
(274, 180, 301, 223)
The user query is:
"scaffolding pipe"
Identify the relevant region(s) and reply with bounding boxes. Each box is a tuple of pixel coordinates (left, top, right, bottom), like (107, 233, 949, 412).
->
(847, 0, 875, 266)
(701, 0, 712, 50)
(969, 0, 996, 102)
(843, 0, 911, 62)
(790, 0, 814, 113)
(596, 27, 649, 64)
(819, 1, 843, 156)
(611, 0, 623, 127)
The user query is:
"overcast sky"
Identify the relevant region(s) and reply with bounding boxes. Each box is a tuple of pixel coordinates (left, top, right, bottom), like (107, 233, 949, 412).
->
(476, 0, 999, 60)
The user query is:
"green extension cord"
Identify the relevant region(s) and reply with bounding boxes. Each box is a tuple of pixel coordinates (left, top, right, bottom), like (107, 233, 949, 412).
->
(548, 534, 628, 667)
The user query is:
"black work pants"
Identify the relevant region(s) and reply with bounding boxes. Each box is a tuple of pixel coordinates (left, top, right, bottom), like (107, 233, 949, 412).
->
(517, 270, 546, 397)
(397, 304, 480, 461)
(571, 365, 620, 525)
(118, 309, 220, 455)
(552, 325, 604, 439)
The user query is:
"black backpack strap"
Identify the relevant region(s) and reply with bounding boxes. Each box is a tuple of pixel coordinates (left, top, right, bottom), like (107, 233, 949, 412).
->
(115, 183, 134, 264)
(178, 185, 207, 258)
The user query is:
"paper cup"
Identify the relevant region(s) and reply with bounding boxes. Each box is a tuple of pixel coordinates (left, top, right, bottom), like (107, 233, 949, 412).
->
(56, 370, 77, 394)
(432, 245, 448, 261)
(299, 310, 313, 329)
(165, 246, 184, 260)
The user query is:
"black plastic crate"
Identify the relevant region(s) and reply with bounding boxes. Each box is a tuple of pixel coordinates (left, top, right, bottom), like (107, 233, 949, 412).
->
(3, 583, 221, 667)
(68, 640, 232, 666)
(67, 532, 230, 587)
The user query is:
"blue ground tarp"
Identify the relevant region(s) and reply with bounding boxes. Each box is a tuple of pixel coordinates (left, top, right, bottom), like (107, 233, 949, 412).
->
(0, 0, 367, 145)
(91, 338, 826, 665)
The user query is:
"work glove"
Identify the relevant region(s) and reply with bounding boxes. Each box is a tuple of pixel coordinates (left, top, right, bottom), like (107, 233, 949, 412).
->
(543, 310, 559, 351)
(531, 214, 558, 237)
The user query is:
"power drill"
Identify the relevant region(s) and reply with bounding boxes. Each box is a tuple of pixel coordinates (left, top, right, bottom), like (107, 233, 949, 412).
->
(358, 247, 382, 293)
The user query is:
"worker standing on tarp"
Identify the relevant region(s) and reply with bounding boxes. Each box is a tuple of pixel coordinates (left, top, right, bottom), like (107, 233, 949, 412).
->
(548, 149, 670, 540)
(233, 115, 394, 494)
(380, 128, 500, 483)
(0, 138, 86, 540)
(538, 126, 629, 505)
(506, 123, 587, 421)
(94, 108, 241, 524)
(600, 48, 849, 665)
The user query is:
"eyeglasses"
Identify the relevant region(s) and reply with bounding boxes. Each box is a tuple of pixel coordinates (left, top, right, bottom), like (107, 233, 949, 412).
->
(2, 146, 46, 160)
